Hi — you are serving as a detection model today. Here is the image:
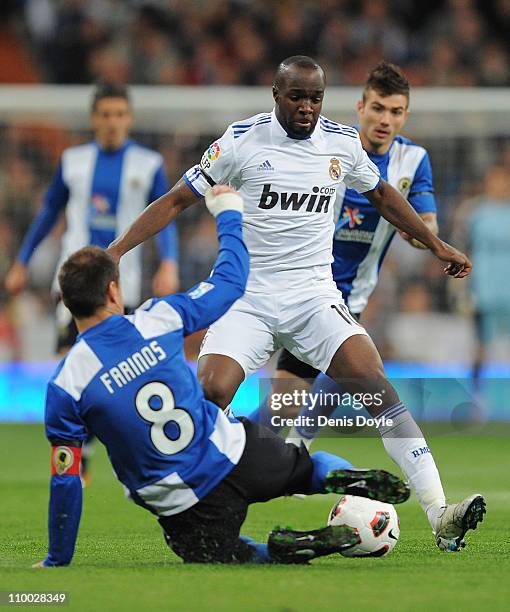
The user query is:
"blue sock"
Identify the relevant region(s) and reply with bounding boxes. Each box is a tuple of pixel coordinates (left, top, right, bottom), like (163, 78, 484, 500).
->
(309, 451, 353, 493)
(294, 372, 372, 441)
(293, 372, 343, 440)
(239, 536, 272, 563)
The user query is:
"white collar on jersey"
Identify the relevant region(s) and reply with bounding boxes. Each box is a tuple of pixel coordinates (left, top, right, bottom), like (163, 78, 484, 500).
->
(270, 109, 322, 144)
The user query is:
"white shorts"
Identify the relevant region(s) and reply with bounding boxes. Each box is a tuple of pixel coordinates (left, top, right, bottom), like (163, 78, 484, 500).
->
(199, 272, 368, 378)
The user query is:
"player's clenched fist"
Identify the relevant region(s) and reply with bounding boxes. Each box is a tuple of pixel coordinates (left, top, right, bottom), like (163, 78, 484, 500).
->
(205, 185, 243, 217)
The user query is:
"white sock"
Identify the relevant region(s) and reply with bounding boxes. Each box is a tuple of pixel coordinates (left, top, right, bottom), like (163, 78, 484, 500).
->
(378, 403, 446, 530)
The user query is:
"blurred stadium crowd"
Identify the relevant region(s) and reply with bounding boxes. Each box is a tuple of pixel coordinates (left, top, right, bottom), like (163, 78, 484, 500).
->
(1, 0, 510, 87)
(0, 0, 509, 369)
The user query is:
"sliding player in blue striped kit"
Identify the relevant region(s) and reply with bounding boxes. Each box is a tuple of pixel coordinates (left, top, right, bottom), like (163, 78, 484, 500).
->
(34, 186, 410, 567)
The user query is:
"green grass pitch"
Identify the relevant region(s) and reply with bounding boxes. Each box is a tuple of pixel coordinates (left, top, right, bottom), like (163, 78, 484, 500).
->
(1, 424, 509, 611)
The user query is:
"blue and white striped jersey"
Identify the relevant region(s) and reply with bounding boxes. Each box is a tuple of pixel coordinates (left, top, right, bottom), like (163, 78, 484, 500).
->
(18, 139, 178, 307)
(332, 135, 437, 314)
(45, 211, 248, 520)
(183, 111, 380, 289)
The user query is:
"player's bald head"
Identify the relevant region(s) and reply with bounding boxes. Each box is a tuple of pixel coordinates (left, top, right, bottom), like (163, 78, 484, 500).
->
(272, 56, 325, 139)
(273, 56, 325, 91)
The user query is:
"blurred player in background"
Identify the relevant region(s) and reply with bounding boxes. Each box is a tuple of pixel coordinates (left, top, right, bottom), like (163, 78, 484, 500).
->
(4, 83, 179, 482)
(106, 56, 484, 551)
(254, 62, 439, 442)
(35, 186, 410, 567)
(452, 163, 510, 388)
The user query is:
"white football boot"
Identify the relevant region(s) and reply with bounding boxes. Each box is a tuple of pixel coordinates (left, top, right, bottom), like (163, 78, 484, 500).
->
(435, 494, 486, 551)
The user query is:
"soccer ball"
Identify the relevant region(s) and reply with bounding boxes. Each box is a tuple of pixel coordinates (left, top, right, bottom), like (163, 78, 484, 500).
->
(327, 495, 400, 557)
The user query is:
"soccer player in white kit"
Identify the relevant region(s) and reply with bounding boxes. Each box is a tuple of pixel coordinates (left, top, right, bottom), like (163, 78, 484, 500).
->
(108, 56, 485, 552)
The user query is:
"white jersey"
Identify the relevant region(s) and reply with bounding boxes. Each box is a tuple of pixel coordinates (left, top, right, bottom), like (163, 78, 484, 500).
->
(184, 110, 380, 288)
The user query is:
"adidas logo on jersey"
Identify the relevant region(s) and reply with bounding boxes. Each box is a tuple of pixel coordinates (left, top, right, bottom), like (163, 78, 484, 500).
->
(257, 160, 275, 172)
(258, 183, 334, 213)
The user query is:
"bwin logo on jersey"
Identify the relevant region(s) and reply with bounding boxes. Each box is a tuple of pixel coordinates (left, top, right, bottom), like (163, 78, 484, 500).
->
(258, 184, 333, 213)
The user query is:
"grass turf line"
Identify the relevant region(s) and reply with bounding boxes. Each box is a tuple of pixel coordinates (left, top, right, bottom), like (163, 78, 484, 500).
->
(0, 424, 508, 611)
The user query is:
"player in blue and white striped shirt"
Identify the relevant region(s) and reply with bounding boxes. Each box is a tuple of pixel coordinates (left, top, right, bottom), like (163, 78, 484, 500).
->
(35, 186, 410, 567)
(5, 83, 179, 354)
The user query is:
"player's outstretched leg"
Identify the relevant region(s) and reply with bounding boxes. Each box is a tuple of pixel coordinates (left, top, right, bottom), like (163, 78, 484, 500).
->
(327, 334, 485, 550)
(308, 450, 410, 504)
(267, 525, 360, 563)
(162, 526, 360, 565)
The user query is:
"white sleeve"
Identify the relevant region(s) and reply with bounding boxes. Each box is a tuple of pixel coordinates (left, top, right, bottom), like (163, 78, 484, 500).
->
(182, 126, 236, 197)
(343, 135, 381, 194)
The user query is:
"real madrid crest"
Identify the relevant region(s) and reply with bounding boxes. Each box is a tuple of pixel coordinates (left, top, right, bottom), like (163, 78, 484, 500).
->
(329, 157, 341, 181)
(398, 177, 411, 194)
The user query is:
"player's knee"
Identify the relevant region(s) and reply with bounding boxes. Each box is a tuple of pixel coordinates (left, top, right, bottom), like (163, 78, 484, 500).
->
(354, 362, 387, 385)
(199, 374, 230, 409)
(198, 355, 244, 409)
(200, 379, 228, 408)
(332, 358, 386, 387)
(329, 357, 397, 411)
(351, 364, 393, 395)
